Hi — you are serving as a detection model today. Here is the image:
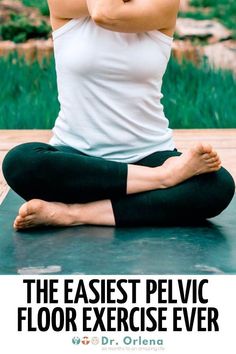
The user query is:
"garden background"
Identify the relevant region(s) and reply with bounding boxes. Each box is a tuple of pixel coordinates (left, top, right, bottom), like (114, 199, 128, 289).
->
(1, 2, 236, 279)
(0, 0, 236, 129)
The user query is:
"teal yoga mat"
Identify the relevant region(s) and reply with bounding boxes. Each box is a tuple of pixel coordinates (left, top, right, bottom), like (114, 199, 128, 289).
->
(0, 190, 236, 275)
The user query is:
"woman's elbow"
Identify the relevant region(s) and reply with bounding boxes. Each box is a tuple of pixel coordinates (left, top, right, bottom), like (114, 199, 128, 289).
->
(91, 8, 110, 26)
(90, 4, 120, 27)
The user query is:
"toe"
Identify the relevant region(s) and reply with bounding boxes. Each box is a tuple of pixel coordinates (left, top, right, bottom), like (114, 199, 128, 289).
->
(15, 220, 27, 227)
(193, 142, 205, 154)
(202, 153, 211, 160)
(14, 219, 34, 230)
(19, 221, 34, 229)
(13, 213, 31, 227)
(202, 149, 220, 162)
(15, 215, 24, 223)
(201, 143, 213, 154)
(209, 163, 221, 170)
(193, 143, 213, 155)
(20, 215, 34, 222)
(13, 221, 21, 230)
(206, 157, 220, 164)
(18, 202, 29, 218)
(13, 216, 24, 228)
(208, 149, 218, 159)
(211, 150, 218, 157)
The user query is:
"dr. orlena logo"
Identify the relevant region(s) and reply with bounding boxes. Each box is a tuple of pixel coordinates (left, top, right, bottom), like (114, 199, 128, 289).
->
(81, 336, 90, 345)
(72, 336, 100, 345)
(72, 337, 80, 345)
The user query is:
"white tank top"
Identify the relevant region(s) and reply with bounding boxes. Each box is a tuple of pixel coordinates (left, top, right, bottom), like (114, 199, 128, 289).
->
(50, 16, 175, 163)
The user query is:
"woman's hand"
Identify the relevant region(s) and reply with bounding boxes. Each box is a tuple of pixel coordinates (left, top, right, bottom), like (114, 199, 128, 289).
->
(87, 0, 180, 33)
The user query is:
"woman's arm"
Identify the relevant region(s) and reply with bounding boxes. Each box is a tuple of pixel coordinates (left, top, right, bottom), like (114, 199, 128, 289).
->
(47, 0, 179, 34)
(47, 0, 89, 19)
(87, 0, 180, 33)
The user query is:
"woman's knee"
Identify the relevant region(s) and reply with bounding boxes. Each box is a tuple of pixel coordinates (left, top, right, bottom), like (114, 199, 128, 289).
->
(201, 167, 235, 218)
(2, 142, 56, 189)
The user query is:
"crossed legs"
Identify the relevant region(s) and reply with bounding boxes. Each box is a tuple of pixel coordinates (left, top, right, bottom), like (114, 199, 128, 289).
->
(2, 142, 235, 229)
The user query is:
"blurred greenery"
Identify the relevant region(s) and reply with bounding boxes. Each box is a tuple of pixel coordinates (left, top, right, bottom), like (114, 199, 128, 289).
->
(0, 13, 51, 43)
(179, 11, 214, 21)
(0, 54, 235, 129)
(174, 28, 211, 46)
(21, 0, 50, 16)
(0, 55, 59, 129)
(189, 0, 236, 37)
(162, 57, 236, 128)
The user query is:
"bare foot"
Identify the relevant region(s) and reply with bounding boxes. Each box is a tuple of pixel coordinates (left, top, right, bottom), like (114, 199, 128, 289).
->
(13, 199, 83, 230)
(159, 143, 221, 188)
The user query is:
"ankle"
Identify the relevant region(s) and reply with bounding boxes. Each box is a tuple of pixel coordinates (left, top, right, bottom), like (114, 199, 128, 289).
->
(72, 200, 115, 226)
(67, 203, 84, 225)
(150, 165, 171, 189)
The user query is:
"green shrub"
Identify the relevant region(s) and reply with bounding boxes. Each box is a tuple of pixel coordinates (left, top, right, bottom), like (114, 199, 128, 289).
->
(179, 11, 214, 21)
(191, 0, 229, 6)
(21, 0, 50, 16)
(189, 0, 236, 37)
(0, 13, 51, 43)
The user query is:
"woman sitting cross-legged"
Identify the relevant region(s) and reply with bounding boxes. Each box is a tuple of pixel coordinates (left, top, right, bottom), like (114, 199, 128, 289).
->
(2, 0, 235, 229)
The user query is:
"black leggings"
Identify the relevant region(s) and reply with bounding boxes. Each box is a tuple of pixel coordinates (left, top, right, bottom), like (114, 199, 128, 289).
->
(2, 142, 235, 227)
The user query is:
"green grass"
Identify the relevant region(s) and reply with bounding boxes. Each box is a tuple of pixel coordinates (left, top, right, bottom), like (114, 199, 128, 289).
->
(162, 58, 236, 128)
(21, 0, 49, 16)
(189, 0, 236, 37)
(0, 54, 235, 129)
(0, 55, 59, 129)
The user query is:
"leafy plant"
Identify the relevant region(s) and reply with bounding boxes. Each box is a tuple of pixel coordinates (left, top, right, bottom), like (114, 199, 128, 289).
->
(189, 0, 236, 37)
(0, 13, 51, 43)
(179, 10, 214, 21)
(21, 0, 50, 16)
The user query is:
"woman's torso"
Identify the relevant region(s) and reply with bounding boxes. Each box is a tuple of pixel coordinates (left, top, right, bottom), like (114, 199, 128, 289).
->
(49, 16, 175, 163)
